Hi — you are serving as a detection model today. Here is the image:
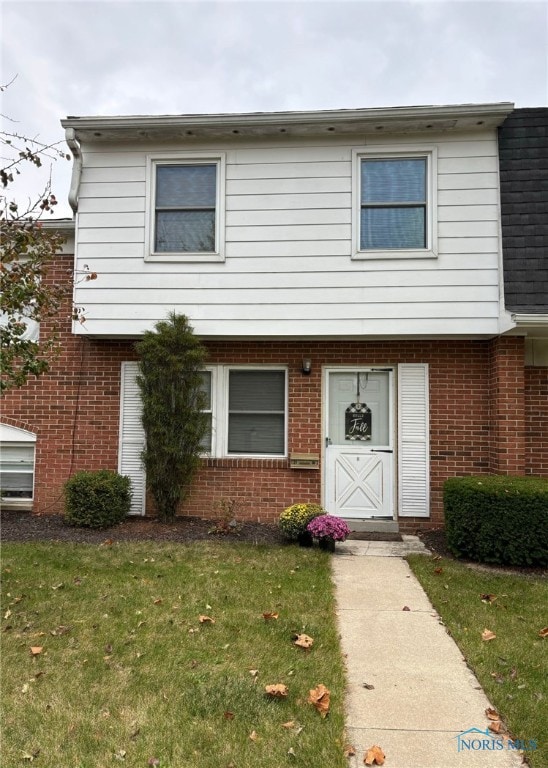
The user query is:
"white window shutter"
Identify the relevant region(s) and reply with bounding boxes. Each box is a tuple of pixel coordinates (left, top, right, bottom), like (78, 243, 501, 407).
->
(119, 362, 146, 516)
(398, 363, 430, 518)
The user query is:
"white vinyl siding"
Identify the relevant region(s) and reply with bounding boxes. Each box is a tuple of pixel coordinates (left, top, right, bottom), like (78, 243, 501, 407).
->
(74, 132, 502, 337)
(398, 363, 429, 518)
(119, 362, 146, 516)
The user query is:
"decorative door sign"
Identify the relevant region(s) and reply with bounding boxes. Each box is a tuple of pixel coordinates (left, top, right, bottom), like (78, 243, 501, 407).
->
(345, 372, 372, 441)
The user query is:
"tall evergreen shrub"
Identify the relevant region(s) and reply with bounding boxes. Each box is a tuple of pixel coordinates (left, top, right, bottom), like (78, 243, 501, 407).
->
(136, 313, 208, 522)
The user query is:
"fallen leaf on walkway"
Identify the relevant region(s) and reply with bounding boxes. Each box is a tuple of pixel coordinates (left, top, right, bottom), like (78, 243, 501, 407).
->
(482, 628, 496, 642)
(344, 744, 356, 757)
(402, 606, 410, 611)
(489, 720, 503, 734)
(307, 684, 330, 717)
(294, 633, 314, 649)
(362, 682, 375, 690)
(481, 594, 497, 603)
(485, 707, 500, 721)
(539, 627, 548, 638)
(265, 684, 288, 697)
(363, 745, 385, 765)
(262, 611, 279, 620)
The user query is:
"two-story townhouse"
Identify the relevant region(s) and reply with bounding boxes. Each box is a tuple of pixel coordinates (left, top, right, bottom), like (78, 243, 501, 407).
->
(3, 102, 545, 531)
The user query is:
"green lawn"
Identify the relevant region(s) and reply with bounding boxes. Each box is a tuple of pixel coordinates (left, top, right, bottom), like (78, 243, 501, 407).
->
(408, 555, 547, 768)
(1, 541, 347, 768)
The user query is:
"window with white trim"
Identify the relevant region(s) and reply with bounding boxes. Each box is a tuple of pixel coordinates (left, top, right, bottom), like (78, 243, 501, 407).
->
(146, 154, 225, 262)
(353, 148, 437, 259)
(0, 425, 36, 507)
(201, 366, 287, 458)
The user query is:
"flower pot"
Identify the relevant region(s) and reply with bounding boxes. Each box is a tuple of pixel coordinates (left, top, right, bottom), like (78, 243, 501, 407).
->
(318, 537, 336, 553)
(297, 531, 314, 547)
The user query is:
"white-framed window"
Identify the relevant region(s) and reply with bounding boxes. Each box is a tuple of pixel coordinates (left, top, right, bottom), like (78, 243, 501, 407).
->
(202, 366, 288, 458)
(145, 153, 226, 262)
(352, 147, 437, 259)
(0, 425, 37, 507)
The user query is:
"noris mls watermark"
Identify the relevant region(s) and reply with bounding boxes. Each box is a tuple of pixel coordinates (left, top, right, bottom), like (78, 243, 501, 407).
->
(454, 727, 538, 753)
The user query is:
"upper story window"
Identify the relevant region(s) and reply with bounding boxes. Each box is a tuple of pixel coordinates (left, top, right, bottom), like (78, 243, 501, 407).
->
(146, 154, 226, 262)
(352, 148, 437, 259)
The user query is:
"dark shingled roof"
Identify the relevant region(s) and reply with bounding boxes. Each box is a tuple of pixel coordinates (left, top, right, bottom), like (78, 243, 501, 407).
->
(498, 108, 548, 313)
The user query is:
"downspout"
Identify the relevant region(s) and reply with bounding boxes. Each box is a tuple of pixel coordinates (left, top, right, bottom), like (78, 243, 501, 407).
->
(65, 127, 82, 214)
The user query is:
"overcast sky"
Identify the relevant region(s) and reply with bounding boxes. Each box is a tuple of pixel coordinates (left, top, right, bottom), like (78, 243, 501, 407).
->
(2, 0, 547, 217)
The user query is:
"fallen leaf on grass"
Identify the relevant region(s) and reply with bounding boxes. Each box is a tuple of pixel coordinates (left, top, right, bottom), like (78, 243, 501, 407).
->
(281, 721, 295, 729)
(288, 747, 296, 757)
(262, 611, 279, 620)
(199, 615, 215, 624)
(147, 760, 160, 767)
(294, 633, 314, 649)
(249, 730, 258, 741)
(433, 567, 443, 575)
(481, 594, 497, 604)
(249, 669, 259, 677)
(307, 684, 330, 717)
(224, 711, 235, 720)
(364, 745, 385, 765)
(539, 627, 548, 639)
(265, 684, 288, 698)
(153, 598, 163, 605)
(482, 629, 496, 642)
(30, 647, 43, 656)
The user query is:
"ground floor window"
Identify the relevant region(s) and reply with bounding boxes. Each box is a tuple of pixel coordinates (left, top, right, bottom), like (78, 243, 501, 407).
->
(0, 425, 36, 506)
(203, 366, 287, 457)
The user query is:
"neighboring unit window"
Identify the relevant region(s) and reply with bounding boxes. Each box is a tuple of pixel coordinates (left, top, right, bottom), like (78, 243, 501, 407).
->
(155, 163, 217, 253)
(227, 370, 286, 456)
(0, 444, 35, 501)
(360, 157, 427, 250)
(199, 370, 213, 453)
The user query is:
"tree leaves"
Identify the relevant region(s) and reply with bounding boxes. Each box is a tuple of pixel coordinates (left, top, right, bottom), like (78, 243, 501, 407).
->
(364, 745, 385, 765)
(307, 684, 330, 717)
(265, 684, 289, 698)
(293, 633, 313, 649)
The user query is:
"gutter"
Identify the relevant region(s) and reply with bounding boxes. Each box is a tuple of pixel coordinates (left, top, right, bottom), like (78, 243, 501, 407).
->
(60, 102, 515, 135)
(511, 314, 548, 327)
(64, 127, 82, 213)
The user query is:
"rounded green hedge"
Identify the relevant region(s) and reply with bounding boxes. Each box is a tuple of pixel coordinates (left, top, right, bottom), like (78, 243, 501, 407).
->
(64, 470, 132, 529)
(444, 475, 548, 566)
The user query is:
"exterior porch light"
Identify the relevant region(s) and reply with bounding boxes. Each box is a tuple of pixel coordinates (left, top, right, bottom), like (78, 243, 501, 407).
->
(302, 358, 312, 375)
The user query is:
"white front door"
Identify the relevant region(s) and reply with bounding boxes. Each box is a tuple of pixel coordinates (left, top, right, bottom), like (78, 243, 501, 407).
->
(325, 369, 394, 519)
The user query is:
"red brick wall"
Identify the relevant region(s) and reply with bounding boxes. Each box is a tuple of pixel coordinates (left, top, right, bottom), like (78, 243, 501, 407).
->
(2, 255, 534, 530)
(525, 366, 548, 476)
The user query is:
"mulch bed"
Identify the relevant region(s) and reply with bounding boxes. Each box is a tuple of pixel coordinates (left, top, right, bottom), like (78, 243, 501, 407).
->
(0, 509, 285, 546)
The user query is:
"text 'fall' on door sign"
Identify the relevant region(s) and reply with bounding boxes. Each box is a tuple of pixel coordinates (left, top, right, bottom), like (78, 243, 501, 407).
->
(345, 373, 372, 441)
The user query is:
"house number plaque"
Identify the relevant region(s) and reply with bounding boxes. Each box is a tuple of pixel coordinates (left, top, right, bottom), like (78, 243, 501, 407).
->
(345, 403, 372, 441)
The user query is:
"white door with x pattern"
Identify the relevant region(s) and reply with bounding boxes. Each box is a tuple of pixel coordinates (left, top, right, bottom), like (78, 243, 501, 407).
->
(325, 369, 394, 519)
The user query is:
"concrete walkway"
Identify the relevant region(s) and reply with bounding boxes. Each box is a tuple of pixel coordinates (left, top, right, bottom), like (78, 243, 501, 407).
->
(332, 537, 523, 767)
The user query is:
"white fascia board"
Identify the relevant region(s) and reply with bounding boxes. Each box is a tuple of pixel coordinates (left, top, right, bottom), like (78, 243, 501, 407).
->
(60, 102, 515, 136)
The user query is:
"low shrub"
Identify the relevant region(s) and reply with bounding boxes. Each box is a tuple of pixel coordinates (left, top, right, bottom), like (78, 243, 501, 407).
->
(307, 515, 351, 542)
(64, 470, 132, 529)
(278, 503, 325, 541)
(444, 475, 548, 566)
